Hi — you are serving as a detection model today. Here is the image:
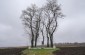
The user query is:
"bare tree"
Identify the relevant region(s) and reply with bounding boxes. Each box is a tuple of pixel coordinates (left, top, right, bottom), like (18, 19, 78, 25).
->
(34, 9, 42, 47)
(43, 0, 63, 47)
(40, 7, 51, 47)
(41, 7, 50, 47)
(21, 4, 39, 47)
(40, 13, 46, 46)
(40, 23, 45, 46)
(21, 0, 63, 48)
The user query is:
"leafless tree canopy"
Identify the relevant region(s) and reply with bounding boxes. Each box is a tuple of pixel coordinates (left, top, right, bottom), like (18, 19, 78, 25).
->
(21, 0, 63, 47)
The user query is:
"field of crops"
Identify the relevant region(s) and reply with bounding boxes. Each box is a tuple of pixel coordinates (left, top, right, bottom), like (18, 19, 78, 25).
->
(0, 47, 26, 55)
(53, 47, 85, 55)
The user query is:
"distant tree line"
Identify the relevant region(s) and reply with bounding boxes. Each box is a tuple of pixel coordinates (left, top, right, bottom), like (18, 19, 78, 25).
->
(21, 0, 63, 47)
(54, 42, 85, 47)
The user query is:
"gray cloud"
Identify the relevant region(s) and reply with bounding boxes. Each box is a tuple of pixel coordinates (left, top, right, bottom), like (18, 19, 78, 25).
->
(55, 0, 85, 43)
(0, 0, 85, 47)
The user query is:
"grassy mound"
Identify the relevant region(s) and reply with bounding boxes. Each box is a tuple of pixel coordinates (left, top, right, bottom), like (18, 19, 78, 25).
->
(22, 48, 60, 55)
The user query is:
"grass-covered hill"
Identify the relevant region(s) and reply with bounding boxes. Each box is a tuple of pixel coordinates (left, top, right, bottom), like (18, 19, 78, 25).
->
(22, 48, 59, 55)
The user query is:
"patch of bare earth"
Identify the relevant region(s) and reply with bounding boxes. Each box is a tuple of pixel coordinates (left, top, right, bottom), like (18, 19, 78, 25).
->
(53, 47, 85, 55)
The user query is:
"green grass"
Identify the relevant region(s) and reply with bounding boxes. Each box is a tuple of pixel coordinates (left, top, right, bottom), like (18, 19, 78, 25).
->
(22, 48, 60, 55)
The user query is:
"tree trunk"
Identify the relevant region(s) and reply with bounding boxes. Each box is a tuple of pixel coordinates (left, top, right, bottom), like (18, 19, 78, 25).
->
(35, 32, 39, 47)
(35, 37, 37, 47)
(43, 35, 44, 45)
(50, 35, 53, 47)
(47, 37, 49, 47)
(31, 37, 34, 47)
(41, 30, 44, 46)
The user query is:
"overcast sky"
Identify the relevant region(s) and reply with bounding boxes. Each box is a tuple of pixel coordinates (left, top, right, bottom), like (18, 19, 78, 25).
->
(0, 0, 85, 47)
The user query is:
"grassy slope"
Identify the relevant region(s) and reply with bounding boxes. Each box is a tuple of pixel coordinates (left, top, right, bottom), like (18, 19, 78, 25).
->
(22, 48, 60, 55)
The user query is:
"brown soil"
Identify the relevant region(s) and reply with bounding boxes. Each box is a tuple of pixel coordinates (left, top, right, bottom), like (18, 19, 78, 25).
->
(53, 47, 85, 55)
(0, 47, 26, 55)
